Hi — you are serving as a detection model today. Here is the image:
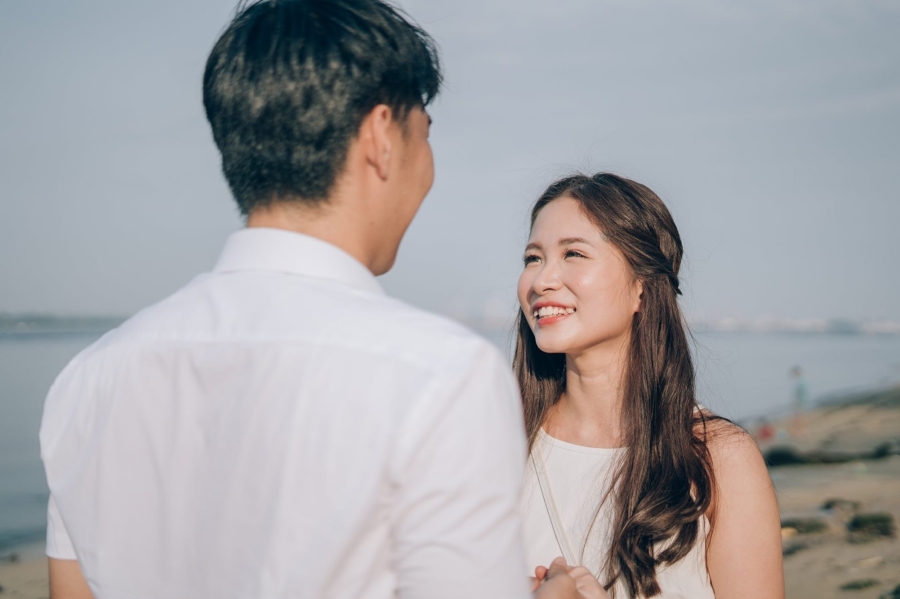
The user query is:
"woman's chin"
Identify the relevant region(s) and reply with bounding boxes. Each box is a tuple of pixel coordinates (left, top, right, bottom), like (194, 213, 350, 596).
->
(534, 336, 573, 355)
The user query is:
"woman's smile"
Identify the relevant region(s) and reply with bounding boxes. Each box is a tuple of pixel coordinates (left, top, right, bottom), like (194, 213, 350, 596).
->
(532, 302, 577, 326)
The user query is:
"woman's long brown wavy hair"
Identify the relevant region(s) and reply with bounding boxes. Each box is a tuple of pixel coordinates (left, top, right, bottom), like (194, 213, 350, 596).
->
(514, 173, 720, 598)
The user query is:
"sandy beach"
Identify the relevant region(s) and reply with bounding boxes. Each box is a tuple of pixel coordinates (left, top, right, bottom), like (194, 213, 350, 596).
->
(2, 388, 898, 599)
(0, 544, 47, 599)
(757, 386, 900, 599)
(775, 457, 900, 599)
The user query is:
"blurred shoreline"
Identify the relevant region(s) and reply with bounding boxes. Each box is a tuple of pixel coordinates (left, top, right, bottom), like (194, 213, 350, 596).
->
(695, 317, 900, 336)
(0, 314, 125, 339)
(5, 312, 900, 338)
(471, 315, 900, 337)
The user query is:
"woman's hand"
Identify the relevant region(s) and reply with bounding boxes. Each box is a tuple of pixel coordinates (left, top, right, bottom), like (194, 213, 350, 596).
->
(532, 557, 610, 599)
(566, 564, 610, 599)
(530, 564, 549, 592)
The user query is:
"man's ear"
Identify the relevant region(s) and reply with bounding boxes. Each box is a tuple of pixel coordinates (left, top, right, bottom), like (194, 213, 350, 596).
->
(360, 104, 393, 180)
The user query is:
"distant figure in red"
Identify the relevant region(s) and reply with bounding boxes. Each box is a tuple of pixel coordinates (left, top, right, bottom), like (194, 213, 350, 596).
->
(756, 418, 776, 443)
(789, 366, 810, 438)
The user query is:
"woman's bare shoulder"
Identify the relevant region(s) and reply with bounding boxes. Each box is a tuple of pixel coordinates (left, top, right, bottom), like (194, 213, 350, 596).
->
(694, 410, 773, 514)
(694, 411, 759, 459)
(695, 413, 785, 597)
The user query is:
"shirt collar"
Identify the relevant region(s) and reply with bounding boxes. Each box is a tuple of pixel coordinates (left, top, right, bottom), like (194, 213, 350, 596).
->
(213, 227, 385, 297)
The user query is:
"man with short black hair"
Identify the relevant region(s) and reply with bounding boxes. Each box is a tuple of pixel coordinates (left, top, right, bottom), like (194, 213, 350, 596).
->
(41, 1, 581, 598)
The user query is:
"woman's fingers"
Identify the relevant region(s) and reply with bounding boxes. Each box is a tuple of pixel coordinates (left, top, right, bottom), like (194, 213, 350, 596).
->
(533, 560, 577, 599)
(532, 557, 609, 599)
(567, 566, 592, 578)
(547, 557, 568, 574)
(566, 565, 609, 599)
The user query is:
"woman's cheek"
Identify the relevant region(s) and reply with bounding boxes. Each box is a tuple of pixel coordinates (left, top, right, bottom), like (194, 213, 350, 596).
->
(567, 270, 599, 301)
(517, 275, 534, 324)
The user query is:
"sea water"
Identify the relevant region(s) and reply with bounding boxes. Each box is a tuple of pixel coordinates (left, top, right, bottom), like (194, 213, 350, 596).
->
(2, 329, 899, 551)
(0, 333, 105, 551)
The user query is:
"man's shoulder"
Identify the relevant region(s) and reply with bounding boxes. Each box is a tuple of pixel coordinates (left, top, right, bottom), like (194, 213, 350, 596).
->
(364, 295, 499, 367)
(88, 271, 502, 374)
(293, 285, 501, 374)
(365, 293, 482, 343)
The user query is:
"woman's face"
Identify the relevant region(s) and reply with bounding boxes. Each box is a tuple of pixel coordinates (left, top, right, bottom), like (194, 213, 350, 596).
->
(517, 196, 642, 356)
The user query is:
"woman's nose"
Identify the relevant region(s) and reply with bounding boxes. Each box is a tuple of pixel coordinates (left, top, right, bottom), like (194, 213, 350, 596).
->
(533, 261, 562, 294)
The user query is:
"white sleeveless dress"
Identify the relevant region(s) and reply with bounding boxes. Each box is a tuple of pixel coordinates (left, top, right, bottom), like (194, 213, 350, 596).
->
(521, 429, 715, 599)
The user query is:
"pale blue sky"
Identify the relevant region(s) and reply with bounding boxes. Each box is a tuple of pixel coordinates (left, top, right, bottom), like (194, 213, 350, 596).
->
(1, 0, 898, 323)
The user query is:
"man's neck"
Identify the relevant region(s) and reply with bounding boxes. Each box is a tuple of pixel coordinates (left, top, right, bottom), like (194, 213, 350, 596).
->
(246, 200, 381, 274)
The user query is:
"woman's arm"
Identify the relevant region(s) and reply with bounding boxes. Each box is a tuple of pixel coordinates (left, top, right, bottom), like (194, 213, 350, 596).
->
(706, 426, 784, 599)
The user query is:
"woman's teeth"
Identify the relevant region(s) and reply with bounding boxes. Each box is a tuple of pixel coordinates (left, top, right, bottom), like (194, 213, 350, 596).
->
(534, 306, 575, 319)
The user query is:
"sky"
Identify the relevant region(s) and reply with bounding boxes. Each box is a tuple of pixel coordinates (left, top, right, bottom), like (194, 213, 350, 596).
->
(1, 0, 898, 326)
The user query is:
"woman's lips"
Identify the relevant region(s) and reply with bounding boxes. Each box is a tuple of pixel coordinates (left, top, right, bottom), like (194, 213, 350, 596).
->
(535, 312, 571, 326)
(532, 305, 576, 326)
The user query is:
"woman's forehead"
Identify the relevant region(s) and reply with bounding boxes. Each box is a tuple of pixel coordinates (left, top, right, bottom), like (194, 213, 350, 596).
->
(530, 197, 605, 242)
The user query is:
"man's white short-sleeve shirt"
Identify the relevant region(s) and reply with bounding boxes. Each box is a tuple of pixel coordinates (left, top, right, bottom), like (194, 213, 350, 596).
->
(41, 228, 531, 599)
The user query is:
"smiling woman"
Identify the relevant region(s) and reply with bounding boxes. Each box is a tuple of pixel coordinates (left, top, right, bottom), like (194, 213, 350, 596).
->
(519, 199, 641, 357)
(515, 174, 784, 598)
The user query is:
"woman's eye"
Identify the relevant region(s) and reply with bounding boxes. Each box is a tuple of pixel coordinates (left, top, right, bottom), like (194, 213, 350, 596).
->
(565, 250, 585, 259)
(523, 254, 540, 265)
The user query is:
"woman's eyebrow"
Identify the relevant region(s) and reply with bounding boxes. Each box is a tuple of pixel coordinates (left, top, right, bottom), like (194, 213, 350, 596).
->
(559, 237, 592, 246)
(525, 242, 542, 252)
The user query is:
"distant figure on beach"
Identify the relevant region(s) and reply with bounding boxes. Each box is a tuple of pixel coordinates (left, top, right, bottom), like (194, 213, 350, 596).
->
(516, 174, 785, 598)
(789, 366, 810, 438)
(755, 418, 776, 443)
(39, 2, 591, 598)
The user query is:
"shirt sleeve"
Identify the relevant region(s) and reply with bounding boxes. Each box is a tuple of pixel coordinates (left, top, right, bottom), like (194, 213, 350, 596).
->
(46, 493, 77, 560)
(389, 340, 531, 599)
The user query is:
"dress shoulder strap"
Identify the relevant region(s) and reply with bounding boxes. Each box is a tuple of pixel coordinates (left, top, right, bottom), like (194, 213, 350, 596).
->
(530, 447, 579, 566)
